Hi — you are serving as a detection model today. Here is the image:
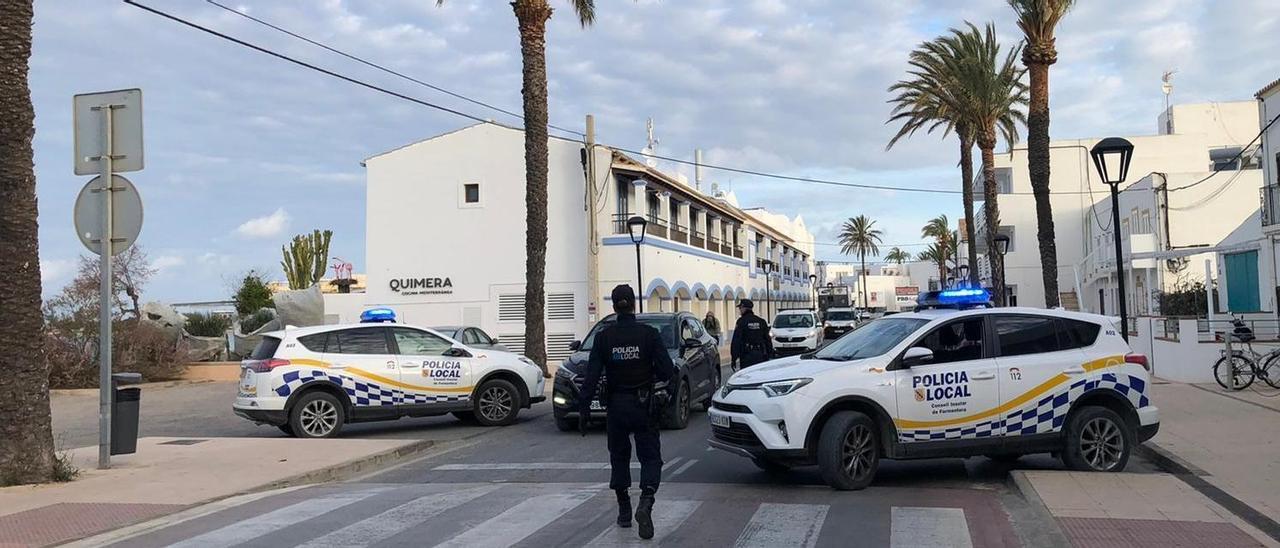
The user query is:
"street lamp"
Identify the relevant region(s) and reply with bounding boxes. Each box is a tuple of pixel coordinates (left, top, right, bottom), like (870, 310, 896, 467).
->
(627, 215, 648, 312)
(955, 264, 970, 287)
(1090, 137, 1135, 341)
(760, 259, 775, 320)
(809, 273, 818, 311)
(993, 233, 1010, 306)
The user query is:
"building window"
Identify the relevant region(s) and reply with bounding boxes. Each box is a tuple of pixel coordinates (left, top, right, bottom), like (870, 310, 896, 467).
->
(464, 183, 480, 203)
(616, 179, 630, 216)
(669, 199, 681, 229)
(647, 192, 660, 223)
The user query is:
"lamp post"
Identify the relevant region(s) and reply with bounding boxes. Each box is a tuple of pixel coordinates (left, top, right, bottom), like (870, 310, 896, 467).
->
(993, 233, 1010, 306)
(809, 273, 818, 311)
(1090, 137, 1135, 341)
(627, 215, 648, 312)
(760, 259, 775, 320)
(955, 264, 970, 288)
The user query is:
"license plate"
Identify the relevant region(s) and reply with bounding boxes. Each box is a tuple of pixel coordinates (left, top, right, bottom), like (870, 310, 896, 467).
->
(709, 411, 731, 428)
(589, 400, 604, 411)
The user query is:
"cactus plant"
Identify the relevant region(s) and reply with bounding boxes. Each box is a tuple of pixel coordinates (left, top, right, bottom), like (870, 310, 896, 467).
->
(281, 229, 332, 290)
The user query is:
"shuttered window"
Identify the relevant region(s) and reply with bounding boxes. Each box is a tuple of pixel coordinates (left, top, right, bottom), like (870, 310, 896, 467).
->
(546, 293, 575, 321)
(498, 294, 525, 322)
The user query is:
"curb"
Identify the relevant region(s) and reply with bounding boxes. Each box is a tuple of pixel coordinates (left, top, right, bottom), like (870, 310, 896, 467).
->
(1006, 470, 1072, 548)
(1137, 442, 1280, 543)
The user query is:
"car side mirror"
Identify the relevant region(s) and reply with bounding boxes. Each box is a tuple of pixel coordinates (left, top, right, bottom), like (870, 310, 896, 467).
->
(443, 347, 472, 358)
(902, 347, 934, 367)
(569, 340, 581, 351)
(490, 336, 499, 344)
(682, 338, 701, 349)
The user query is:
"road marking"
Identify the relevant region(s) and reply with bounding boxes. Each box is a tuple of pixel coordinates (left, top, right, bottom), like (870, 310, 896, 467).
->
(434, 490, 595, 548)
(298, 485, 501, 548)
(584, 500, 701, 546)
(671, 459, 698, 477)
(890, 507, 973, 548)
(734, 503, 828, 547)
(434, 459, 684, 471)
(167, 487, 392, 548)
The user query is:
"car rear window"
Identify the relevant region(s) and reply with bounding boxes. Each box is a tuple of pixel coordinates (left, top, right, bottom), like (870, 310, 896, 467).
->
(297, 332, 329, 352)
(250, 336, 282, 359)
(1060, 319, 1101, 349)
(333, 328, 390, 354)
(995, 315, 1061, 357)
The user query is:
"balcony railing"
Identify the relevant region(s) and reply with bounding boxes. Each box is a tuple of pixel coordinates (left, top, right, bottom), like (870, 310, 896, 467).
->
(1262, 184, 1280, 227)
(691, 230, 705, 248)
(669, 222, 688, 244)
(646, 215, 667, 239)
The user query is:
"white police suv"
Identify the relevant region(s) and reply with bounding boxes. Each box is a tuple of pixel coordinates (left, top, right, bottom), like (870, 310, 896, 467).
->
(234, 309, 545, 438)
(708, 292, 1159, 490)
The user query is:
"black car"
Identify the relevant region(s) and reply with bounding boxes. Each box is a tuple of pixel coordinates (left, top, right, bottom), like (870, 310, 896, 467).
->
(552, 312, 721, 432)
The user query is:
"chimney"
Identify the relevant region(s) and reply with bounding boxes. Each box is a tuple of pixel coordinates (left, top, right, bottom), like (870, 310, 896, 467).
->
(694, 149, 704, 192)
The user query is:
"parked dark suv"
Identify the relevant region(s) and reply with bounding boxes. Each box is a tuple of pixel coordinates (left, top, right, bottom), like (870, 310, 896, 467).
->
(552, 312, 721, 431)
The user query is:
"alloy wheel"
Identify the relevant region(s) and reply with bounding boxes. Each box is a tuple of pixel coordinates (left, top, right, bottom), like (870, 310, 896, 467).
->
(678, 383, 690, 423)
(841, 424, 875, 481)
(479, 386, 514, 423)
(1080, 417, 1124, 470)
(300, 399, 338, 437)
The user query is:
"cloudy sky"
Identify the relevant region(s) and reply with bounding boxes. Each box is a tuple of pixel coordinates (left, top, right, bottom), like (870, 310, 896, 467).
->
(31, 0, 1279, 302)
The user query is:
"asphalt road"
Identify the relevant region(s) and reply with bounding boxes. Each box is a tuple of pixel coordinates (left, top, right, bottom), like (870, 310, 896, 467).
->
(87, 373, 1161, 547)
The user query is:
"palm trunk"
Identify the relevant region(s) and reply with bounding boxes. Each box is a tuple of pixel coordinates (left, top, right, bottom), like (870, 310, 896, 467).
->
(1027, 61, 1059, 307)
(979, 132, 1005, 306)
(859, 254, 868, 311)
(513, 0, 552, 377)
(0, 0, 56, 485)
(959, 133, 979, 285)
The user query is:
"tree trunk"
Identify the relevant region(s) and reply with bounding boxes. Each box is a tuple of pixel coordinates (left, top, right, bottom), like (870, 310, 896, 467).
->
(1027, 61, 1059, 307)
(959, 133, 979, 285)
(979, 132, 1005, 306)
(860, 254, 868, 311)
(513, 0, 552, 377)
(0, 0, 56, 485)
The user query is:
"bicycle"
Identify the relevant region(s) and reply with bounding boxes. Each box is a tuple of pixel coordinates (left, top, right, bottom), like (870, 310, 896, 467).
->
(1212, 316, 1280, 390)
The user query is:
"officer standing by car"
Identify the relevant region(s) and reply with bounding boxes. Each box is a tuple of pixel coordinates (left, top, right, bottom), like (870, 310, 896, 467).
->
(577, 284, 677, 540)
(731, 299, 774, 371)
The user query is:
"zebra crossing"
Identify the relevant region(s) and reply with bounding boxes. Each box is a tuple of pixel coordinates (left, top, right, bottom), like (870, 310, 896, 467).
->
(107, 481, 1004, 547)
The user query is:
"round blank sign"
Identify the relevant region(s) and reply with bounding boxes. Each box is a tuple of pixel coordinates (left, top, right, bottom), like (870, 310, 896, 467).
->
(73, 174, 143, 256)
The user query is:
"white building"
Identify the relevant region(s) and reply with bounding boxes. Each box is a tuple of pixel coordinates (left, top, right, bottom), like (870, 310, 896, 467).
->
(1250, 78, 1280, 315)
(976, 100, 1263, 313)
(339, 123, 816, 363)
(815, 261, 933, 312)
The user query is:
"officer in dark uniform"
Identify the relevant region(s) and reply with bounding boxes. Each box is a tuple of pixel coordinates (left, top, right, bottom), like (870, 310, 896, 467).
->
(730, 299, 774, 371)
(577, 284, 677, 540)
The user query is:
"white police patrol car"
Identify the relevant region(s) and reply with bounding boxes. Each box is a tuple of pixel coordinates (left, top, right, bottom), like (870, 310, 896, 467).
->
(708, 290, 1159, 490)
(233, 309, 545, 438)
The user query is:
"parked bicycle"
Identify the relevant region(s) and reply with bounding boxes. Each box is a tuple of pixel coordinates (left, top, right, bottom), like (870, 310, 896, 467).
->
(1213, 315, 1280, 390)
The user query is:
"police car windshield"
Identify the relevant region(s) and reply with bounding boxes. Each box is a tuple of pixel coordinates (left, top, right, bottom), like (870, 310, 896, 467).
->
(813, 317, 928, 360)
(775, 314, 815, 328)
(826, 311, 855, 321)
(580, 317, 677, 350)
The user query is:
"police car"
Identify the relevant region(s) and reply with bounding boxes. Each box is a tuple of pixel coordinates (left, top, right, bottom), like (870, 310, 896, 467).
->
(707, 289, 1159, 490)
(772, 309, 822, 355)
(233, 309, 546, 438)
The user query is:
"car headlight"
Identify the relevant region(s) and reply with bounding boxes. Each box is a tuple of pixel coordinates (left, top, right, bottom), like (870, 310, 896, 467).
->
(554, 366, 575, 380)
(760, 378, 813, 397)
(518, 356, 540, 369)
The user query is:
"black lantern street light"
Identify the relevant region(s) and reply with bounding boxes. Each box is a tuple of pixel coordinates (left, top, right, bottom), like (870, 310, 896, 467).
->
(760, 259, 776, 320)
(809, 273, 818, 311)
(955, 264, 970, 288)
(1090, 137, 1135, 342)
(626, 215, 648, 312)
(993, 233, 1010, 305)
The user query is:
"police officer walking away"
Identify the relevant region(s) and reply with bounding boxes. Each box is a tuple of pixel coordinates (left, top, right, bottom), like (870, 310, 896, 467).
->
(730, 299, 774, 371)
(578, 285, 677, 540)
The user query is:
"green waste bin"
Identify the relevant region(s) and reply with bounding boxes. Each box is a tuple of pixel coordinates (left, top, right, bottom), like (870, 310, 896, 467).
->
(111, 373, 142, 456)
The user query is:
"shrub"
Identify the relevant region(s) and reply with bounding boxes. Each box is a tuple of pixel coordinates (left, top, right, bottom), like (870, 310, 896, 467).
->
(45, 321, 189, 389)
(185, 312, 232, 337)
(1157, 281, 1214, 317)
(234, 272, 274, 316)
(239, 309, 276, 333)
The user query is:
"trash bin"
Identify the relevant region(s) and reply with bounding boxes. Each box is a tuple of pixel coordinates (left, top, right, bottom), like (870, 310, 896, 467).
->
(111, 372, 143, 456)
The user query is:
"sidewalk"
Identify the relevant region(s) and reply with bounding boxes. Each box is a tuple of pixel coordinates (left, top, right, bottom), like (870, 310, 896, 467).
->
(0, 436, 436, 547)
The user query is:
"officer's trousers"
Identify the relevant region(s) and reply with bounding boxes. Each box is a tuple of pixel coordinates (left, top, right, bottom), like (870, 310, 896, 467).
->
(606, 392, 662, 492)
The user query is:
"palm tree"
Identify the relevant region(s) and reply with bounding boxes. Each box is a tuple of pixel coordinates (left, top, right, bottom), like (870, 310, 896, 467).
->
(436, 0, 597, 376)
(0, 0, 56, 485)
(921, 215, 952, 282)
(917, 244, 947, 287)
(1009, 0, 1075, 308)
(885, 247, 911, 265)
(887, 57, 979, 284)
(837, 216, 883, 311)
(924, 23, 1027, 305)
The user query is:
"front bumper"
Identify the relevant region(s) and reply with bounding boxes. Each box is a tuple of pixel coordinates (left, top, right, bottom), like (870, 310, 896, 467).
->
(551, 375, 608, 418)
(772, 337, 818, 354)
(706, 389, 813, 456)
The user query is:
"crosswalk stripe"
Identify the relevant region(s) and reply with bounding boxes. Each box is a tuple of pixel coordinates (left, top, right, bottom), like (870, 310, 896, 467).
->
(167, 487, 392, 548)
(433, 490, 595, 548)
(889, 507, 973, 548)
(670, 459, 698, 477)
(733, 503, 828, 548)
(584, 500, 701, 546)
(297, 485, 502, 548)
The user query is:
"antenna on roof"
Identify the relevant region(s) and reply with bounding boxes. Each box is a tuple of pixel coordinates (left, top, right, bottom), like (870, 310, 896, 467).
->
(694, 148, 704, 192)
(641, 118, 659, 168)
(1162, 69, 1177, 134)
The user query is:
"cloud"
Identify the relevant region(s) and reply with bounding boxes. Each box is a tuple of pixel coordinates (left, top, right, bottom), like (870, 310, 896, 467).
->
(234, 208, 290, 239)
(152, 254, 186, 273)
(40, 258, 74, 287)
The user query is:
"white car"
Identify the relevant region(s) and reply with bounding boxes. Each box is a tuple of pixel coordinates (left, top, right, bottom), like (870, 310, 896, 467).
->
(822, 307, 859, 339)
(233, 311, 545, 438)
(709, 300, 1159, 490)
(772, 309, 822, 355)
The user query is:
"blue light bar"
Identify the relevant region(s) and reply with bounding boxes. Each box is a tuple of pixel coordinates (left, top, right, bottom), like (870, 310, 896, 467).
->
(937, 288, 991, 304)
(360, 308, 397, 323)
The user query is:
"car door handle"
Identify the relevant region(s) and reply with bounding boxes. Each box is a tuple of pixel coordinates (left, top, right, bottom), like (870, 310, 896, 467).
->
(1062, 366, 1086, 375)
(971, 371, 996, 380)
(399, 361, 420, 368)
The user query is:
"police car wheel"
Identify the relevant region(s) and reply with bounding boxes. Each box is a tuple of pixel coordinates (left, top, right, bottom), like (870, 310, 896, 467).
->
(660, 380, 691, 430)
(554, 414, 576, 432)
(1062, 406, 1132, 472)
(817, 411, 879, 490)
(473, 379, 520, 426)
(289, 391, 345, 439)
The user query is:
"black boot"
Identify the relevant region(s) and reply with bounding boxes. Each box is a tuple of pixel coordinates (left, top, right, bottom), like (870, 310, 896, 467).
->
(635, 491, 655, 540)
(615, 490, 632, 528)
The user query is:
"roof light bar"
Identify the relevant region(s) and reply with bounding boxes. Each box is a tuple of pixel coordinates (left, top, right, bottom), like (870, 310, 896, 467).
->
(360, 308, 397, 323)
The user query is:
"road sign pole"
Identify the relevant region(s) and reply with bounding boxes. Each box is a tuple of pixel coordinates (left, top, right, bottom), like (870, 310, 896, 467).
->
(96, 103, 116, 470)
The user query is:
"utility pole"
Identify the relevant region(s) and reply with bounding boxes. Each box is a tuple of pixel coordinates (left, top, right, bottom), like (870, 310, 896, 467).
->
(584, 115, 600, 323)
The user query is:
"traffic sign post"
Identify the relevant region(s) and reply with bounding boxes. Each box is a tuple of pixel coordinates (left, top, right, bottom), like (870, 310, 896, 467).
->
(74, 89, 143, 470)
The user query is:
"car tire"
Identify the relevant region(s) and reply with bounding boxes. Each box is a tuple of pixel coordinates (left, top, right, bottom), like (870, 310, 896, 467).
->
(472, 379, 520, 426)
(752, 457, 790, 474)
(451, 411, 478, 423)
(1061, 406, 1133, 472)
(661, 379, 691, 430)
(288, 391, 345, 439)
(277, 423, 296, 437)
(554, 412, 576, 432)
(817, 411, 879, 491)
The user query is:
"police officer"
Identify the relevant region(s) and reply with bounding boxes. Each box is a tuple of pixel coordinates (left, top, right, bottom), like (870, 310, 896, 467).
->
(578, 284, 677, 540)
(730, 299, 774, 371)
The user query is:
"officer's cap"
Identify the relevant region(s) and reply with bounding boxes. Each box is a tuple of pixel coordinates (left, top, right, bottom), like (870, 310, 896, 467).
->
(737, 299, 754, 309)
(611, 284, 636, 308)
